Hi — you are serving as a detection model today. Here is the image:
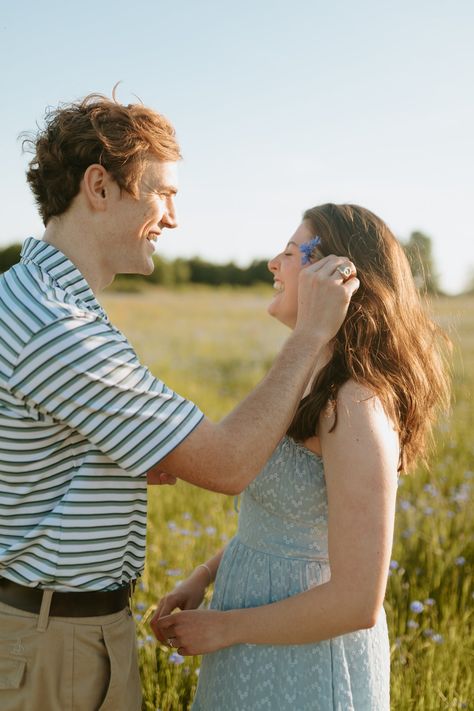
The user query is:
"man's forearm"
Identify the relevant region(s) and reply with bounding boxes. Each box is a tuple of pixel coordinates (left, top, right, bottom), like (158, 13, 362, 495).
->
(150, 331, 328, 493)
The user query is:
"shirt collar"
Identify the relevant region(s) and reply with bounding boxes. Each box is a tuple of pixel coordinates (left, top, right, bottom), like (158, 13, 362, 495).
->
(20, 237, 107, 319)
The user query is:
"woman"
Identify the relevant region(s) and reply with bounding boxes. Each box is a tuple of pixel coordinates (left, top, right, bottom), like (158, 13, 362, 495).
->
(151, 203, 450, 710)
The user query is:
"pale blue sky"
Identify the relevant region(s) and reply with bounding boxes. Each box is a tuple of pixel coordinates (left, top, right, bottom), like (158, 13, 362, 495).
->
(1, 0, 472, 292)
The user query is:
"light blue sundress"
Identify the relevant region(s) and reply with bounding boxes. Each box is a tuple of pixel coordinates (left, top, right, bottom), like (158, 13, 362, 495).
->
(192, 436, 390, 711)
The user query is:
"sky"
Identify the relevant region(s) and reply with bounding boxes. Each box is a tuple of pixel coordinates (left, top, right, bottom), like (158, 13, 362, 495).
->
(0, 0, 472, 293)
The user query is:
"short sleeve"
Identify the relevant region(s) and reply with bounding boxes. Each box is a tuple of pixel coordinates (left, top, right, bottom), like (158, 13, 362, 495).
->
(8, 316, 204, 476)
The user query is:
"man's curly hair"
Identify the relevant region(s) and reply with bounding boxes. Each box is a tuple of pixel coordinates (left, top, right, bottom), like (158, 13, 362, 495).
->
(22, 92, 181, 224)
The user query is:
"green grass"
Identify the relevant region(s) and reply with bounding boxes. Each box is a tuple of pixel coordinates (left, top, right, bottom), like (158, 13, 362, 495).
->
(102, 287, 474, 711)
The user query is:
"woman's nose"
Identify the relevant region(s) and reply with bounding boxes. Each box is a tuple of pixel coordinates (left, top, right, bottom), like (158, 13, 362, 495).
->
(267, 255, 279, 273)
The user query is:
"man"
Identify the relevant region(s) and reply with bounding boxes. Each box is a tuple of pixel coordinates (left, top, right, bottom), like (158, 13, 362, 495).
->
(0, 93, 358, 710)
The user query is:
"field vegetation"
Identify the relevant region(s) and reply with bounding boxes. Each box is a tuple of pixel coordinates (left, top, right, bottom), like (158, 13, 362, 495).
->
(102, 287, 473, 711)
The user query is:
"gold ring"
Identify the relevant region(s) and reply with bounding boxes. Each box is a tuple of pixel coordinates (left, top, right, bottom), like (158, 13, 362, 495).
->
(336, 265, 353, 280)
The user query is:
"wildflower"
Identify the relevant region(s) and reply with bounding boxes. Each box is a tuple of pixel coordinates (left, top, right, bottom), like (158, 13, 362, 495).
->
(135, 614, 143, 622)
(399, 500, 412, 511)
(183, 512, 192, 520)
(167, 521, 177, 531)
(205, 526, 217, 535)
(455, 556, 466, 566)
(410, 601, 424, 614)
(300, 236, 321, 265)
(423, 628, 433, 638)
(424, 598, 435, 606)
(135, 602, 146, 611)
(169, 652, 185, 665)
(424, 507, 434, 515)
(432, 634, 443, 644)
(389, 560, 399, 570)
(407, 620, 419, 629)
(402, 528, 414, 539)
(165, 569, 183, 577)
(423, 484, 439, 497)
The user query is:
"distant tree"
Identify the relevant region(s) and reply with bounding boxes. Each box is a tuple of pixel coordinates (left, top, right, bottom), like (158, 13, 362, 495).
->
(0, 243, 22, 272)
(403, 231, 440, 294)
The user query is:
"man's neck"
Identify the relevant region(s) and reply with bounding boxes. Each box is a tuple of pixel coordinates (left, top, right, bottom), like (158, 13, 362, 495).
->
(42, 215, 112, 293)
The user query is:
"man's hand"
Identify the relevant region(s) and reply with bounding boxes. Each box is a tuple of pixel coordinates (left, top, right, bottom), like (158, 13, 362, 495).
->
(147, 470, 177, 486)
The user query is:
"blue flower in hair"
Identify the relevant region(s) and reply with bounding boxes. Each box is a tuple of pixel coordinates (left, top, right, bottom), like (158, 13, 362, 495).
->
(300, 236, 321, 265)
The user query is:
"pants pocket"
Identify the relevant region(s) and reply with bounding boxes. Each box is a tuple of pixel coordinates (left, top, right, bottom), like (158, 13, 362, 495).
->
(0, 656, 27, 690)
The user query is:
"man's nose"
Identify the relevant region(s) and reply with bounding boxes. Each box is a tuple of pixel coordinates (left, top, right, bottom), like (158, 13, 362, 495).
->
(162, 200, 178, 229)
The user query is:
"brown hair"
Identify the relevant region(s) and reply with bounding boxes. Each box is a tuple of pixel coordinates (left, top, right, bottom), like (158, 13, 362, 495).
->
(22, 91, 181, 224)
(287, 203, 451, 472)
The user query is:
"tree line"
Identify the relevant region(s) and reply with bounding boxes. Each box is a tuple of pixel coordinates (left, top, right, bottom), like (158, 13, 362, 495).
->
(0, 232, 455, 294)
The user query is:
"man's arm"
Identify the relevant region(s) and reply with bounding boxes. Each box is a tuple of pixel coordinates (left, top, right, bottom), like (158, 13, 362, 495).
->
(148, 255, 359, 494)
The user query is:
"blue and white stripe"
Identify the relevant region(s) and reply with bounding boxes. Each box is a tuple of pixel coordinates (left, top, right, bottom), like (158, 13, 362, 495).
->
(0, 238, 203, 591)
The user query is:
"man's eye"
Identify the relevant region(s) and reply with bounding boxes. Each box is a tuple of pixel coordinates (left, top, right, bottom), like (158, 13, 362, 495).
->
(284, 252, 293, 257)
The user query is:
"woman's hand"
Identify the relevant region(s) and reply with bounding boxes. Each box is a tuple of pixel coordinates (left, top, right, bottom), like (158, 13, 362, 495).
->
(150, 567, 209, 645)
(153, 608, 233, 655)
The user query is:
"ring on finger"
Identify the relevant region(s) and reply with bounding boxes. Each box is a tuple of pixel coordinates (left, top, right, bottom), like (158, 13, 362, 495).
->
(336, 264, 354, 281)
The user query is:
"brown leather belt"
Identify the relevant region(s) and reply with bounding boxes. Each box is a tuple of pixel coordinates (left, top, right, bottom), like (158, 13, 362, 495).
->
(0, 577, 132, 617)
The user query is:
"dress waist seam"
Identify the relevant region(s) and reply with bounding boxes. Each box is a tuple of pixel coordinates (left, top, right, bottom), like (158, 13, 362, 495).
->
(233, 535, 329, 564)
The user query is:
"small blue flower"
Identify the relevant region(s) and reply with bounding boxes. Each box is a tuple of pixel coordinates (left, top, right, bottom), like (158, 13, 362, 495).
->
(169, 652, 185, 665)
(136, 602, 146, 611)
(300, 236, 321, 265)
(455, 556, 466, 566)
(389, 560, 399, 570)
(424, 598, 436, 606)
(432, 633, 443, 644)
(205, 526, 217, 535)
(400, 499, 412, 511)
(410, 601, 424, 614)
(407, 620, 419, 629)
(165, 569, 183, 577)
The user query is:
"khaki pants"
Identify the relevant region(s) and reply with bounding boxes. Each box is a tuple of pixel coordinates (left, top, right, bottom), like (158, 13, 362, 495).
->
(0, 596, 142, 711)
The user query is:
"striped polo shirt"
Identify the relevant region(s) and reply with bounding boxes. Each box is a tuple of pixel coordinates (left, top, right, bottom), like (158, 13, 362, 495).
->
(0, 238, 203, 591)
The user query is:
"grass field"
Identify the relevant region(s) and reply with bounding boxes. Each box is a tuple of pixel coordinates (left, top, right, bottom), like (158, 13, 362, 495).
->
(102, 287, 473, 711)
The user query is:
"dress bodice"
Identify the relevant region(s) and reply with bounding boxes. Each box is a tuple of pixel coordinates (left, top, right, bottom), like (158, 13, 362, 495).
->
(237, 436, 329, 560)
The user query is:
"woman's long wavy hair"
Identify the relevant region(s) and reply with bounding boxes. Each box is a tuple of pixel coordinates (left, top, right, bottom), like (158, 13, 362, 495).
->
(287, 203, 451, 472)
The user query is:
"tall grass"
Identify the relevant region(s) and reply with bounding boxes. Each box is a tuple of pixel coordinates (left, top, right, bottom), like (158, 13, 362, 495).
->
(102, 287, 473, 711)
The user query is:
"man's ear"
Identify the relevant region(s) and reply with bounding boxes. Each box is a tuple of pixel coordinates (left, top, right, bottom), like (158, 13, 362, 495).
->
(81, 164, 112, 212)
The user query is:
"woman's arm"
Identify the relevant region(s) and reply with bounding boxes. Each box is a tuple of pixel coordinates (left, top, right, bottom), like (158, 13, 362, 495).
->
(155, 381, 399, 653)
